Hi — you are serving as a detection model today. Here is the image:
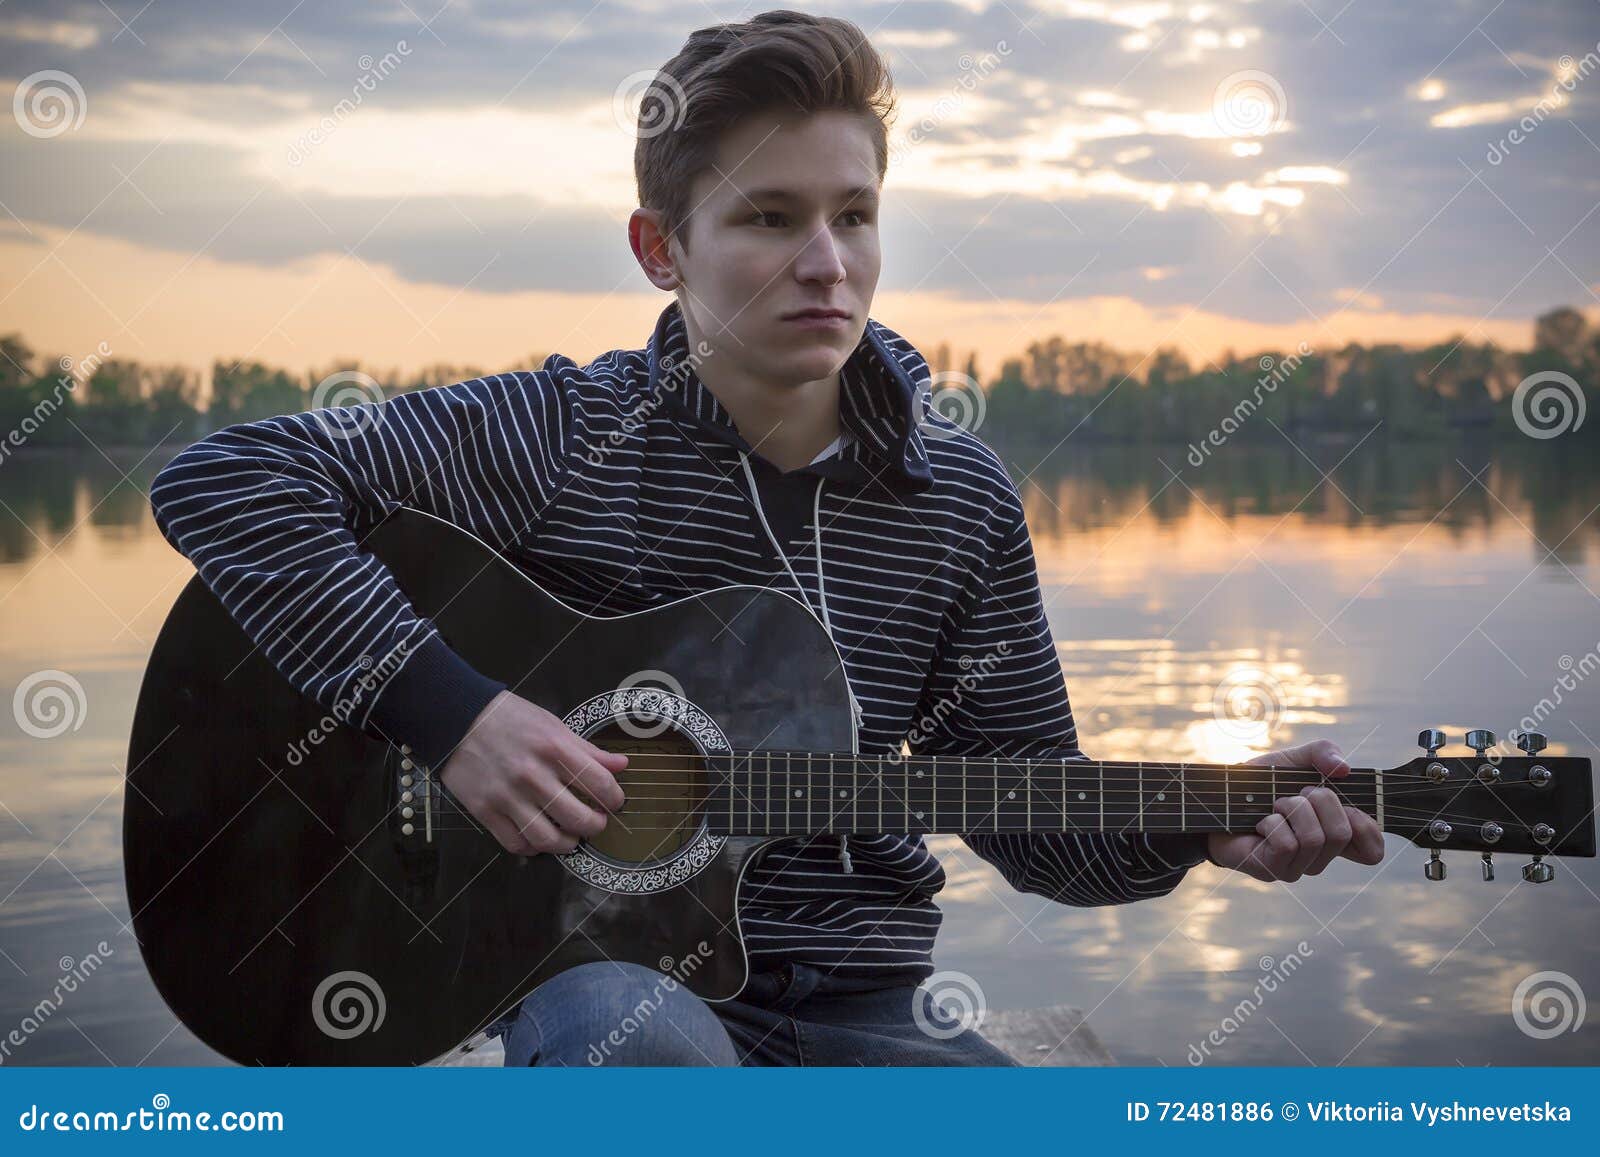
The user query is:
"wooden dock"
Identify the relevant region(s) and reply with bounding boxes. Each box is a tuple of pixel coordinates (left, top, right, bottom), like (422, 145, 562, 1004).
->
(438, 1003, 1113, 1066)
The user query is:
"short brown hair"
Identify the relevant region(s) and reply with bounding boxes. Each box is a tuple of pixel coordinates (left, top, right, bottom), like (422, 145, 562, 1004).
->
(633, 9, 897, 252)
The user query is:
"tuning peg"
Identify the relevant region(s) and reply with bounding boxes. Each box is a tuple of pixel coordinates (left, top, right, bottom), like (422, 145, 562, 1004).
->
(1514, 730, 1547, 756)
(1465, 729, 1496, 757)
(1481, 852, 1494, 881)
(1417, 728, 1447, 756)
(1522, 855, 1554, 884)
(1425, 849, 1446, 881)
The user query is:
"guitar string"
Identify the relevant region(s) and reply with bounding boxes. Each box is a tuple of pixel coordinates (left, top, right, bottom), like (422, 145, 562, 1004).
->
(412, 768, 1541, 787)
(416, 804, 1550, 835)
(419, 761, 1529, 787)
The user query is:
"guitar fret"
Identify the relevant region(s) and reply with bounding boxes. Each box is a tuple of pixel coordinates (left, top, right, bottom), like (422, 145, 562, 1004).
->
(719, 754, 1392, 839)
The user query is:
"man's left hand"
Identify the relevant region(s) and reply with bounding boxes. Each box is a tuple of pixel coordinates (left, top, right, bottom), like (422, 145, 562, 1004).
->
(1206, 739, 1386, 882)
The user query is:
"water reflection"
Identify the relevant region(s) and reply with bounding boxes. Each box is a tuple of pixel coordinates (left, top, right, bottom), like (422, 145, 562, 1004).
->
(1, 440, 1596, 1066)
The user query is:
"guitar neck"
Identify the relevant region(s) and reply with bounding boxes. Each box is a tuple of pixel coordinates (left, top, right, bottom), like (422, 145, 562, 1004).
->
(703, 751, 1385, 838)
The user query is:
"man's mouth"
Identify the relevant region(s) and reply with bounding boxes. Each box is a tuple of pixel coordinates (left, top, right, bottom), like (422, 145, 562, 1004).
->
(782, 308, 850, 326)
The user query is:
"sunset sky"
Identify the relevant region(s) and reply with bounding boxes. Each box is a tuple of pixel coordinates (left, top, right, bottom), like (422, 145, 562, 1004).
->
(0, 0, 1596, 383)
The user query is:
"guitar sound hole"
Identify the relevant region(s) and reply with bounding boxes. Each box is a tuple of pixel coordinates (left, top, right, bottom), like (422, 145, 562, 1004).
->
(581, 720, 706, 865)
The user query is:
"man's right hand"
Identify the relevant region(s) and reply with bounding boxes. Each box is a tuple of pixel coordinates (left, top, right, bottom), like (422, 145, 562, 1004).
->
(437, 690, 628, 856)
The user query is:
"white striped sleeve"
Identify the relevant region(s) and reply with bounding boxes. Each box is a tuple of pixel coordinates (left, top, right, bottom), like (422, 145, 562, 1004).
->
(148, 371, 576, 769)
(905, 474, 1208, 905)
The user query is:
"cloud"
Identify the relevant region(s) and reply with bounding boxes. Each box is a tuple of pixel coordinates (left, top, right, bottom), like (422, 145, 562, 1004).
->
(0, 0, 1595, 326)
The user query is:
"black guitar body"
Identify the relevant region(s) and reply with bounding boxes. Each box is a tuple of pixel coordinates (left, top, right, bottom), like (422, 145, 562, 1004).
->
(124, 507, 854, 1065)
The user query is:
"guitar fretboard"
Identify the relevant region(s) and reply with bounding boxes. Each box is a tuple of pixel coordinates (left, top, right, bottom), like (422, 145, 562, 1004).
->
(700, 751, 1383, 837)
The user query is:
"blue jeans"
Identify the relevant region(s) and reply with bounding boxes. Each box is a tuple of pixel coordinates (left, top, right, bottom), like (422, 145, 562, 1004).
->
(490, 961, 1020, 1066)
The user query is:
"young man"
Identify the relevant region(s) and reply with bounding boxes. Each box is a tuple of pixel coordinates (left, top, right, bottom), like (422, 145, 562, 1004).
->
(149, 10, 1383, 1066)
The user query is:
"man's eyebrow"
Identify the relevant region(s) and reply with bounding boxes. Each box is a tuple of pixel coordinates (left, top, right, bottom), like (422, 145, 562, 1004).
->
(740, 185, 880, 203)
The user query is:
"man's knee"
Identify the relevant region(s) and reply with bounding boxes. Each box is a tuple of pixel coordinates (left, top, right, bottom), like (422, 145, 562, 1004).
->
(517, 961, 738, 1066)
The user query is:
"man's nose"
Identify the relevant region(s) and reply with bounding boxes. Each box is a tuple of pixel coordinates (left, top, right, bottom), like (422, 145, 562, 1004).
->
(793, 223, 846, 284)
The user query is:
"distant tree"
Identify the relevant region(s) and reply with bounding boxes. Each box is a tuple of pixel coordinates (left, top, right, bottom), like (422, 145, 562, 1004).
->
(145, 365, 204, 442)
(210, 360, 307, 425)
(0, 334, 35, 391)
(1533, 306, 1589, 365)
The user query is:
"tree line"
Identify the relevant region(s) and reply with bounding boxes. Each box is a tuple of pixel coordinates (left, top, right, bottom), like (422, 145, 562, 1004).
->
(1, 306, 1595, 451)
(946, 306, 1598, 444)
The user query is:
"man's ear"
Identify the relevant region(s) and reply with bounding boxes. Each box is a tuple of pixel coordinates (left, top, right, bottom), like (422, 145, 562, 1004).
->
(629, 208, 681, 291)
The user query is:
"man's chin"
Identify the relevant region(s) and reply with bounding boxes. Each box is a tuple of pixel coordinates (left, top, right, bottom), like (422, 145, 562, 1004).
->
(765, 348, 848, 386)
(767, 326, 853, 363)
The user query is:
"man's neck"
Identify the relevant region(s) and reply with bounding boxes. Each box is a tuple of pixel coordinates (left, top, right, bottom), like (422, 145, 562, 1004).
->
(685, 324, 843, 474)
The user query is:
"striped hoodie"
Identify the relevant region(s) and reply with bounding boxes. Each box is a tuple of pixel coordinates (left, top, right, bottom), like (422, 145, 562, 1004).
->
(148, 299, 1208, 987)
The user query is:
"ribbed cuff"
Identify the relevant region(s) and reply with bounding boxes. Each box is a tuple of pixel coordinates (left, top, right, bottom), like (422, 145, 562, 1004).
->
(362, 631, 507, 769)
(1144, 831, 1211, 870)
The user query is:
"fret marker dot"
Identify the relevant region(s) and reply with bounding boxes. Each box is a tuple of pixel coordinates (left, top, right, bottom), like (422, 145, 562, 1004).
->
(1077, 791, 1086, 800)
(915, 769, 924, 778)
(1246, 794, 1255, 802)
(793, 789, 802, 798)
(1157, 792, 1166, 801)
(914, 810, 924, 820)
(838, 789, 847, 798)
(1007, 790, 1016, 799)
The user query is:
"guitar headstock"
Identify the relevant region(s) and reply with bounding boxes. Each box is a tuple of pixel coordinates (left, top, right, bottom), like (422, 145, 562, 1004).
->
(1386, 729, 1595, 882)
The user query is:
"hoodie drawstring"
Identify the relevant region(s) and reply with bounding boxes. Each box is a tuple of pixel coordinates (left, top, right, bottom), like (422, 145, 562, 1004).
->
(738, 450, 860, 874)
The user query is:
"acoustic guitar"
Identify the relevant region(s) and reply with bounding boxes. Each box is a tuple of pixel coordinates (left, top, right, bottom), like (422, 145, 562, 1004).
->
(124, 507, 1596, 1065)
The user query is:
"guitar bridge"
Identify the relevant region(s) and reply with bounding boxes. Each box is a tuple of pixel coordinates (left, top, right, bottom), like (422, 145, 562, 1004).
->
(396, 744, 434, 843)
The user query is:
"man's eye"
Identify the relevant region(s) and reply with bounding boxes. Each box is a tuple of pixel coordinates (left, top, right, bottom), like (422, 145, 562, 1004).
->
(841, 211, 871, 226)
(752, 211, 786, 226)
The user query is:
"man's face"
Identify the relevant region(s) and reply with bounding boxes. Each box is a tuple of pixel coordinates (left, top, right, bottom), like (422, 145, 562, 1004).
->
(668, 108, 882, 388)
